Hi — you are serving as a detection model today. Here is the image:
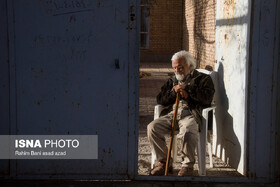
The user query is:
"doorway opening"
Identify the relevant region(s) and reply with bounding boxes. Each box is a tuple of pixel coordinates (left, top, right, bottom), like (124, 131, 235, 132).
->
(137, 0, 245, 178)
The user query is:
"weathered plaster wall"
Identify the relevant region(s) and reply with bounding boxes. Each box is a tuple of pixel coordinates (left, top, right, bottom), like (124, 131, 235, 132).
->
(213, 0, 251, 175)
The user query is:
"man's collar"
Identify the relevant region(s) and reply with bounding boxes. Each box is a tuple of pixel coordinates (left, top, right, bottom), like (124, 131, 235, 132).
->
(189, 69, 198, 78)
(185, 69, 195, 79)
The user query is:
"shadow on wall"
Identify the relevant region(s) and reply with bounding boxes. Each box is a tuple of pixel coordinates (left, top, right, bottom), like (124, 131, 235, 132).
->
(214, 62, 241, 170)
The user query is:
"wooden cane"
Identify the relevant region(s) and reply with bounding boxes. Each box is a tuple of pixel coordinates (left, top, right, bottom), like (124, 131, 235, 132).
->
(165, 92, 180, 176)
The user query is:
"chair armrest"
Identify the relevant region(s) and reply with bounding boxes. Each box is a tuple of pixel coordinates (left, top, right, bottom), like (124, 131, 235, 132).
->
(202, 105, 216, 119)
(154, 104, 167, 120)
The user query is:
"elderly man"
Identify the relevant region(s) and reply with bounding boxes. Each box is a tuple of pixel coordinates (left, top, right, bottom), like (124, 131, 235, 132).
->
(147, 50, 215, 176)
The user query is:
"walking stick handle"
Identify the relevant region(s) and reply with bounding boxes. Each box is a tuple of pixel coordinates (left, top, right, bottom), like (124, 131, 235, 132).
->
(165, 92, 180, 176)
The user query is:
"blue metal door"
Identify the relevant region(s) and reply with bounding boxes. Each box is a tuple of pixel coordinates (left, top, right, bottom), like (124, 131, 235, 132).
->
(3, 0, 138, 179)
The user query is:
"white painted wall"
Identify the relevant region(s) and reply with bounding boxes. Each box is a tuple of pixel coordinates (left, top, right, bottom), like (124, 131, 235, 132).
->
(213, 0, 251, 175)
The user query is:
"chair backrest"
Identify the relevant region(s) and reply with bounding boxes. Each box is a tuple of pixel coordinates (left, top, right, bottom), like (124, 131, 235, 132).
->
(196, 69, 218, 104)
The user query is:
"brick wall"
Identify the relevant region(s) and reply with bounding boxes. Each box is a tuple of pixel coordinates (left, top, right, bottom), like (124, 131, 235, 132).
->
(140, 0, 183, 63)
(140, 0, 217, 68)
(183, 0, 216, 69)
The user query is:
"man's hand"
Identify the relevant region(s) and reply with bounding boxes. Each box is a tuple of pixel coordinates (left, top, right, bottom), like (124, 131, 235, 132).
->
(173, 84, 186, 93)
(172, 84, 188, 99)
(179, 89, 188, 99)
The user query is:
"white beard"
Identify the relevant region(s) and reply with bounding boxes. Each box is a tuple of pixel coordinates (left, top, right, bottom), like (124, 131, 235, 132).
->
(175, 73, 185, 81)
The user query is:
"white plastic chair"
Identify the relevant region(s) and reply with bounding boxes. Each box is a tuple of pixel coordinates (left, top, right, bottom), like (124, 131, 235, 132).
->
(151, 69, 217, 176)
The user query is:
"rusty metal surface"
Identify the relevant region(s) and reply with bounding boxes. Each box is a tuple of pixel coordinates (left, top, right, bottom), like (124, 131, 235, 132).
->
(248, 0, 280, 180)
(0, 0, 10, 177)
(2, 0, 138, 179)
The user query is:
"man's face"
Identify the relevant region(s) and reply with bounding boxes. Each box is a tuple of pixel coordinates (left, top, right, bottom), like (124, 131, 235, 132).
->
(172, 58, 191, 81)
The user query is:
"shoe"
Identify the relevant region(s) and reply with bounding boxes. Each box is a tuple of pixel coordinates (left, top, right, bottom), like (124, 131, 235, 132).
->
(150, 162, 165, 176)
(178, 167, 194, 176)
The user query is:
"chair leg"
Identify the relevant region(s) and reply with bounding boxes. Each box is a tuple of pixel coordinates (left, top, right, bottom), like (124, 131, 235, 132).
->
(197, 133, 206, 176)
(207, 131, 213, 168)
(151, 150, 155, 169)
(197, 136, 202, 175)
(208, 142, 213, 168)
